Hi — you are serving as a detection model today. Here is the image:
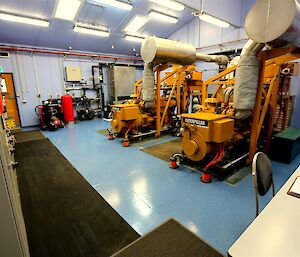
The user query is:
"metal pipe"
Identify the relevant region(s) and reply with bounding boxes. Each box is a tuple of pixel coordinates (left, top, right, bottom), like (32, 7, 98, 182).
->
(141, 37, 196, 64)
(196, 38, 248, 51)
(233, 0, 300, 119)
(240, 39, 264, 57)
(142, 63, 155, 107)
(32, 54, 41, 100)
(233, 39, 264, 119)
(141, 36, 229, 65)
(196, 52, 229, 65)
(0, 45, 142, 62)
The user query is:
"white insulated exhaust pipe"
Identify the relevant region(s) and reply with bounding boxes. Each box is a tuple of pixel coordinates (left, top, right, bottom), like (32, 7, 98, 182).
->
(234, 0, 300, 119)
(140, 36, 229, 105)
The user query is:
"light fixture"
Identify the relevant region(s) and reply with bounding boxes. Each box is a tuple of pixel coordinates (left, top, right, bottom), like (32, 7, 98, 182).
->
(124, 16, 149, 33)
(149, 0, 184, 11)
(54, 0, 82, 21)
(0, 13, 49, 27)
(88, 0, 132, 10)
(199, 13, 230, 28)
(149, 11, 178, 23)
(125, 35, 145, 43)
(74, 24, 110, 37)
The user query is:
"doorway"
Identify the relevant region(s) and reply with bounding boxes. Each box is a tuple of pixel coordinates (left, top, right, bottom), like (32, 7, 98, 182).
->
(1, 73, 21, 128)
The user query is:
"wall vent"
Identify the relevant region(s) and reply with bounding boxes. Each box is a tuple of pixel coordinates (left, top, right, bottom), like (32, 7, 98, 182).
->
(0, 51, 10, 58)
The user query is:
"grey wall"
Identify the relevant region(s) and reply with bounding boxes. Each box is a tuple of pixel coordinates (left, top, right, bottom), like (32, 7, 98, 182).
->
(0, 53, 142, 127)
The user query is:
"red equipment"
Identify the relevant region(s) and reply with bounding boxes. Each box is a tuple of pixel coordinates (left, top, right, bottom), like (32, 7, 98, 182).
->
(35, 100, 64, 131)
(61, 95, 74, 122)
(201, 173, 212, 183)
(0, 94, 4, 114)
(38, 105, 44, 128)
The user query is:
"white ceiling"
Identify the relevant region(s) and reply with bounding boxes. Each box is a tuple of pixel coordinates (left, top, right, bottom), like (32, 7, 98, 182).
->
(0, 0, 199, 56)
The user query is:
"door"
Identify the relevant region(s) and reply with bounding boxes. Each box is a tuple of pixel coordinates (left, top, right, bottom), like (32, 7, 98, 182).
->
(0, 73, 20, 127)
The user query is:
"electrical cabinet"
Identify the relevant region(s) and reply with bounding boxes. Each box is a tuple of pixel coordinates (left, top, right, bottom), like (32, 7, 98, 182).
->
(108, 66, 136, 102)
(65, 66, 82, 82)
(0, 91, 30, 257)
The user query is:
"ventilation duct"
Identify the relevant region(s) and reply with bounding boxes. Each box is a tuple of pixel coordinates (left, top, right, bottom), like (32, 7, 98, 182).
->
(234, 0, 300, 119)
(245, 0, 300, 48)
(140, 37, 229, 105)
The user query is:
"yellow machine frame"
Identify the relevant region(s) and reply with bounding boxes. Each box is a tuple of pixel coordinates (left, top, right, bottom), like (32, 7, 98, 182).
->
(116, 64, 203, 138)
(201, 46, 300, 164)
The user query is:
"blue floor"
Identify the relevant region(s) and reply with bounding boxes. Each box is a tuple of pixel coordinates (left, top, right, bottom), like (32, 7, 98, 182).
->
(43, 119, 300, 255)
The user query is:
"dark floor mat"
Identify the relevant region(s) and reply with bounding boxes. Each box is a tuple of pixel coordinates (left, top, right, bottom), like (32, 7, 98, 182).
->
(141, 139, 250, 185)
(112, 219, 224, 257)
(225, 166, 251, 185)
(141, 138, 182, 162)
(13, 130, 45, 143)
(15, 138, 140, 257)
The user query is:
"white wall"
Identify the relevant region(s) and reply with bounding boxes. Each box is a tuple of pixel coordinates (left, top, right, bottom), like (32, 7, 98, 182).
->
(0, 53, 142, 127)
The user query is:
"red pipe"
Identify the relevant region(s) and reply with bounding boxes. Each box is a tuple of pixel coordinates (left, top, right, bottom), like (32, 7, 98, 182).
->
(0, 45, 143, 62)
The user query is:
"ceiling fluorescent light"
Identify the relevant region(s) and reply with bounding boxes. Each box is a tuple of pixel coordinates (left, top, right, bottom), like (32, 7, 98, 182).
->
(125, 35, 145, 43)
(74, 25, 110, 37)
(149, 0, 184, 11)
(124, 16, 148, 33)
(199, 13, 230, 28)
(55, 0, 82, 21)
(90, 0, 132, 10)
(0, 13, 49, 27)
(149, 11, 178, 23)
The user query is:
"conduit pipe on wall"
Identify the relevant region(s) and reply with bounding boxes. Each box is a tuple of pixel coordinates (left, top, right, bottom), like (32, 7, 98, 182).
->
(14, 54, 26, 103)
(20, 55, 29, 93)
(0, 46, 142, 63)
(32, 54, 41, 101)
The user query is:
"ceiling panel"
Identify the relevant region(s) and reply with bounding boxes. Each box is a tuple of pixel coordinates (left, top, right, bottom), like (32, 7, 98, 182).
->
(0, 0, 54, 19)
(0, 0, 207, 55)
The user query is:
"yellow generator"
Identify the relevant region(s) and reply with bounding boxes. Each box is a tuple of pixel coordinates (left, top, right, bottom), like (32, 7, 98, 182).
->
(107, 36, 229, 147)
(181, 112, 234, 162)
(110, 103, 155, 134)
(108, 65, 202, 147)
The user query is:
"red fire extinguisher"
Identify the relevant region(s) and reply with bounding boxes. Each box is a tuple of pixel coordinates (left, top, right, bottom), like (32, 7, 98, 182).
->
(0, 94, 4, 114)
(61, 94, 74, 122)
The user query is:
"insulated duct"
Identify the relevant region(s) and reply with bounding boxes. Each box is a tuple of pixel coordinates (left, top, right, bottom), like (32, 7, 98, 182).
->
(233, 40, 264, 119)
(141, 37, 229, 65)
(234, 0, 300, 119)
(245, 0, 300, 48)
(196, 53, 229, 65)
(140, 37, 229, 104)
(142, 63, 155, 108)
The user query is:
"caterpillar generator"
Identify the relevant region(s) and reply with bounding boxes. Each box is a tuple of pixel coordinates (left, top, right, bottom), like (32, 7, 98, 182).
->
(170, 0, 300, 183)
(109, 37, 229, 146)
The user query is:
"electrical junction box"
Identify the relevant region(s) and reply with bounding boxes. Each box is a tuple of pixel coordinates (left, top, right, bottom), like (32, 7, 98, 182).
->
(65, 66, 82, 82)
